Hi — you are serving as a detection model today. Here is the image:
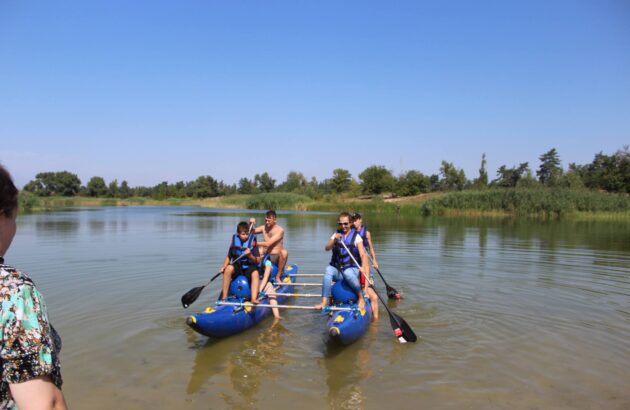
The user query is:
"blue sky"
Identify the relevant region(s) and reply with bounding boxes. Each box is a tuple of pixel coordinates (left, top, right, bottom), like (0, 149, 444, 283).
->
(1, 1, 629, 188)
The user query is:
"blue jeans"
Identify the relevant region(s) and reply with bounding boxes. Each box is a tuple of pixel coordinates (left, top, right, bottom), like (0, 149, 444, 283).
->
(322, 265, 361, 298)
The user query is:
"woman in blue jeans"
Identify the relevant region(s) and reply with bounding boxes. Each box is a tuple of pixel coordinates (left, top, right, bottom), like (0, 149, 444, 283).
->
(314, 212, 369, 311)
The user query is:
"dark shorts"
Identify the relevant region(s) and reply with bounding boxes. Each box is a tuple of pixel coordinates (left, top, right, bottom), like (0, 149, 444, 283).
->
(233, 264, 259, 281)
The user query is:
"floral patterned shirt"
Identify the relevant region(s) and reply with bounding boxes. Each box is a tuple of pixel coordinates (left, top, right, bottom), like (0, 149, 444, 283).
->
(0, 263, 62, 410)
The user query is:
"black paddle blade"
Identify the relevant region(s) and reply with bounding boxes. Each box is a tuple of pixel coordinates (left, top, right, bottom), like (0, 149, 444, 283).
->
(181, 285, 205, 309)
(388, 311, 417, 343)
(374, 267, 401, 299)
(386, 286, 401, 300)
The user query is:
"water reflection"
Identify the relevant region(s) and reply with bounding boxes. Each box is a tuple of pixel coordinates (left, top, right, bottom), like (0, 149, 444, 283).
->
(186, 321, 289, 409)
(12, 207, 630, 409)
(320, 326, 377, 410)
(363, 214, 630, 254)
(89, 219, 106, 235)
(34, 220, 80, 237)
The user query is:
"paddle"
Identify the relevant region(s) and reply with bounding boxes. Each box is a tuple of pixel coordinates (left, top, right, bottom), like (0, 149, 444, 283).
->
(366, 253, 401, 300)
(181, 271, 224, 308)
(181, 224, 254, 308)
(339, 239, 417, 343)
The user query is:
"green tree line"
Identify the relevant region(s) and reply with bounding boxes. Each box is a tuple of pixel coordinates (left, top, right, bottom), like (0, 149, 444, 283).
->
(22, 146, 630, 200)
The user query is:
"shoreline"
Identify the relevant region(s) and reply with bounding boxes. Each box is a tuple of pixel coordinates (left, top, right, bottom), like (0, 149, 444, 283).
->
(18, 191, 630, 221)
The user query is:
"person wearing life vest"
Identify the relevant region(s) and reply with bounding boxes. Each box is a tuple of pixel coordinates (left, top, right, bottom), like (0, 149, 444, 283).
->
(219, 221, 262, 303)
(314, 212, 369, 312)
(352, 211, 380, 320)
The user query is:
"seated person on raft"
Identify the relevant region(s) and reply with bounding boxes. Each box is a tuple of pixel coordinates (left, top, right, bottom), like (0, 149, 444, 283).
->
(220, 221, 262, 303)
(250, 210, 288, 283)
(352, 211, 379, 321)
(314, 212, 369, 311)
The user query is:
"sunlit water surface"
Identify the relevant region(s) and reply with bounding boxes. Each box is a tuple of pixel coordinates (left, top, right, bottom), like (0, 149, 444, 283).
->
(7, 207, 630, 409)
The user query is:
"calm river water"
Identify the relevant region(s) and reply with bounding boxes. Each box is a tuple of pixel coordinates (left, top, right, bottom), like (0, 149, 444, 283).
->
(7, 206, 630, 409)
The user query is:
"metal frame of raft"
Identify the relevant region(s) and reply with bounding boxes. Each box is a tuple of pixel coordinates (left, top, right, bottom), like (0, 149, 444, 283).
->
(216, 301, 356, 311)
(186, 264, 372, 345)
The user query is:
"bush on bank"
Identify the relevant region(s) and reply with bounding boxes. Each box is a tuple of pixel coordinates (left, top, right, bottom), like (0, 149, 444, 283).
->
(419, 188, 630, 217)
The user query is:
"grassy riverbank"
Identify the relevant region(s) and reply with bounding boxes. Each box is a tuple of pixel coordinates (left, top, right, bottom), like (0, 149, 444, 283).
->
(419, 188, 630, 219)
(17, 189, 630, 219)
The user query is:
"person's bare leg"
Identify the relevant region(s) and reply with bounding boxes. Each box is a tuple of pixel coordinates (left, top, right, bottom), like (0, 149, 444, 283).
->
(221, 265, 235, 299)
(367, 287, 379, 320)
(277, 249, 288, 281)
(251, 272, 261, 303)
(266, 283, 281, 318)
(357, 292, 366, 311)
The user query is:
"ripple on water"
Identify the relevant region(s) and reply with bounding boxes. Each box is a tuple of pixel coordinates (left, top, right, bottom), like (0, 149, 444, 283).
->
(12, 210, 630, 409)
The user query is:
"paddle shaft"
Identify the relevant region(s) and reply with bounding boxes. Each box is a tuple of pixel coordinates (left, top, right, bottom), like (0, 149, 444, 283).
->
(216, 301, 355, 311)
(366, 252, 400, 298)
(339, 238, 416, 341)
(286, 273, 324, 277)
(202, 251, 249, 287)
(181, 224, 254, 308)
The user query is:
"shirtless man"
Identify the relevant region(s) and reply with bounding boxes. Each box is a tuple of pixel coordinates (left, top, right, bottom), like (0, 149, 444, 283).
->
(249, 210, 288, 283)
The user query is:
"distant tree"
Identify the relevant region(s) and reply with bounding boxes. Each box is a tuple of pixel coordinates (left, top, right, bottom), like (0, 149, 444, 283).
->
(300, 176, 318, 197)
(537, 148, 563, 186)
(23, 179, 45, 195)
(238, 178, 257, 194)
(152, 181, 171, 200)
(190, 176, 220, 198)
(359, 165, 395, 195)
(515, 170, 539, 188)
(618, 146, 630, 193)
(108, 179, 119, 198)
(23, 171, 81, 196)
(135, 186, 152, 197)
(395, 170, 430, 196)
(119, 180, 131, 198)
(85, 176, 108, 197)
(173, 181, 186, 197)
(429, 174, 440, 191)
(492, 163, 530, 188)
(220, 182, 238, 196)
(439, 161, 467, 191)
(278, 171, 307, 192)
(254, 172, 276, 193)
(579, 148, 630, 193)
(559, 163, 585, 189)
(472, 153, 489, 189)
(330, 168, 352, 193)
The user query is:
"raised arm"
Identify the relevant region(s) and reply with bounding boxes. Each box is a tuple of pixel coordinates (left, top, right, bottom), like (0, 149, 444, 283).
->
(248, 218, 264, 234)
(325, 232, 341, 251)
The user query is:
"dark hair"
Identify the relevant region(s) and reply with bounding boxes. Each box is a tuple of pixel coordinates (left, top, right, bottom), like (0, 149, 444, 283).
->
(338, 211, 351, 221)
(237, 221, 250, 233)
(0, 165, 18, 217)
(265, 210, 277, 219)
(350, 211, 362, 221)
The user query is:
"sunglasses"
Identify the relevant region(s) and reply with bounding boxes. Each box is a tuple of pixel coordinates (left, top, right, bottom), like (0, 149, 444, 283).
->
(338, 222, 350, 226)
